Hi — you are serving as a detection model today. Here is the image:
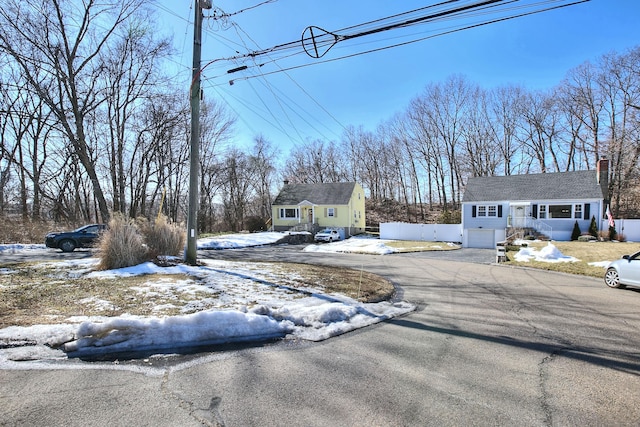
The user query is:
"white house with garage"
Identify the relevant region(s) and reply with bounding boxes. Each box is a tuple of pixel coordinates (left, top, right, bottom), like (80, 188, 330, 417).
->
(461, 158, 610, 248)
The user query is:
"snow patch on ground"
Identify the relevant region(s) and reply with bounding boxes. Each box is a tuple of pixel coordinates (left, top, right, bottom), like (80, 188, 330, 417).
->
(513, 242, 579, 263)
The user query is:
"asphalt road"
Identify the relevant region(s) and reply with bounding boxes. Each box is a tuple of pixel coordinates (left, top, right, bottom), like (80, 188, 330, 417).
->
(2, 248, 640, 426)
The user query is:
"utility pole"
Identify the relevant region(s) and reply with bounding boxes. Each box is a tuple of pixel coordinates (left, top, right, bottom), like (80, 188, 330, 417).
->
(185, 0, 211, 265)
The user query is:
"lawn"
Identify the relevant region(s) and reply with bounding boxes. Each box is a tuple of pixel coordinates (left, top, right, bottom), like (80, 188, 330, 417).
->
(385, 240, 460, 252)
(504, 240, 640, 278)
(0, 260, 395, 329)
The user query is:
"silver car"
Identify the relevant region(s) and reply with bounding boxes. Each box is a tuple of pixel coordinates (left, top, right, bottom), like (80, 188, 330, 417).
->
(604, 250, 640, 289)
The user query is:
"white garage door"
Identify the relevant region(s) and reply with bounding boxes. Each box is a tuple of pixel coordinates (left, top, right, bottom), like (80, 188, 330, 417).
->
(467, 229, 495, 248)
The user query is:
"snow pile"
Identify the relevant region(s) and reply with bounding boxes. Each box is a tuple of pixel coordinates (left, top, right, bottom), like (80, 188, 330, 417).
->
(588, 260, 613, 268)
(0, 243, 46, 253)
(197, 232, 289, 249)
(304, 235, 396, 255)
(62, 310, 293, 354)
(513, 242, 579, 263)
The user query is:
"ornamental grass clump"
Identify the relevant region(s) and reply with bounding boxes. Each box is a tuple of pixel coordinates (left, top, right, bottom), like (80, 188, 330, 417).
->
(97, 213, 147, 270)
(139, 215, 185, 262)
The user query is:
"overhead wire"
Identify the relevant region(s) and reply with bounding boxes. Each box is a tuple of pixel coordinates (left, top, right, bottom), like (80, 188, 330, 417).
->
(228, 21, 346, 142)
(227, 22, 307, 144)
(203, 0, 590, 85)
(169, 0, 590, 145)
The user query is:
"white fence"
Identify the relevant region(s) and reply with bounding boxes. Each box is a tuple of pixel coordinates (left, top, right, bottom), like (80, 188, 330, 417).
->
(380, 220, 640, 244)
(603, 219, 640, 242)
(380, 222, 463, 243)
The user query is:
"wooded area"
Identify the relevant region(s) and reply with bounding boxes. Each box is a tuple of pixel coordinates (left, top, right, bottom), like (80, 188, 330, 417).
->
(1, 0, 639, 233)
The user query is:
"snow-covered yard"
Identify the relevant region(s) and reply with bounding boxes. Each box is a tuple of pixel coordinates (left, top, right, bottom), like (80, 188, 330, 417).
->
(0, 233, 414, 363)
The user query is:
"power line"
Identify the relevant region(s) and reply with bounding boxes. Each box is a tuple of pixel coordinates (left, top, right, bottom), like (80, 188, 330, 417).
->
(227, 21, 347, 141)
(204, 0, 590, 85)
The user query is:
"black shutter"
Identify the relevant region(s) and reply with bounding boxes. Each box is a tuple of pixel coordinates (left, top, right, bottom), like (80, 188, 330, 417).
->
(584, 204, 590, 220)
(532, 204, 538, 219)
(472, 205, 476, 218)
(498, 205, 503, 218)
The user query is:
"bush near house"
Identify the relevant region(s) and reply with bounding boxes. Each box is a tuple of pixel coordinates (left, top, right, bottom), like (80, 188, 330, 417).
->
(589, 216, 599, 237)
(571, 221, 581, 241)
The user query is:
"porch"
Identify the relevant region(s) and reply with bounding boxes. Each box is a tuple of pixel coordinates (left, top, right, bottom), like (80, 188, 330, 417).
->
(507, 203, 552, 241)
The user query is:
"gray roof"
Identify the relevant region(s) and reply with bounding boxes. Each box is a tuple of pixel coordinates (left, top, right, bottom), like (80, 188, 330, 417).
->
(273, 182, 357, 205)
(462, 170, 605, 203)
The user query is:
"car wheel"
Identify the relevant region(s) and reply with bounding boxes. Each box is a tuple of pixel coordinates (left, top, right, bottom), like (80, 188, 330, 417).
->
(59, 239, 76, 252)
(604, 267, 623, 288)
(328, 237, 333, 242)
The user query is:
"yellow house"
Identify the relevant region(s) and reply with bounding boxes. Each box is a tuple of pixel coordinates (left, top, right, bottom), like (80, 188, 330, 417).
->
(271, 182, 366, 236)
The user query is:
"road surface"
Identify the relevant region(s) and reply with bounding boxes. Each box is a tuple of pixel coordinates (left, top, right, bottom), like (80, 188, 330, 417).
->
(2, 248, 640, 426)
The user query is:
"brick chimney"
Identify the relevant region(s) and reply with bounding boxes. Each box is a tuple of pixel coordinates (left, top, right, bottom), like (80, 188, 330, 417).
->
(597, 156, 609, 200)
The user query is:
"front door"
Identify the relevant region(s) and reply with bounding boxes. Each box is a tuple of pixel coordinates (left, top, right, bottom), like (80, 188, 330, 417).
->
(511, 205, 528, 227)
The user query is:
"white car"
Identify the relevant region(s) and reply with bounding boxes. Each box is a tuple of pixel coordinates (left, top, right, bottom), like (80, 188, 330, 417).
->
(314, 229, 342, 243)
(604, 250, 640, 289)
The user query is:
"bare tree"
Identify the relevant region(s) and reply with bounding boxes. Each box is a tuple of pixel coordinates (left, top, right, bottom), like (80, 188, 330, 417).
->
(101, 19, 172, 214)
(198, 100, 236, 232)
(517, 90, 563, 173)
(599, 47, 640, 216)
(489, 85, 526, 175)
(461, 86, 501, 177)
(283, 138, 347, 184)
(0, 0, 151, 222)
(219, 149, 255, 232)
(249, 135, 279, 220)
(559, 61, 606, 168)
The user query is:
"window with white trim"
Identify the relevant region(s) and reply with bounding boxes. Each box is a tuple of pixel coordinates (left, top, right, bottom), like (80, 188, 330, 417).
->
(279, 208, 299, 219)
(538, 204, 577, 219)
(574, 204, 583, 219)
(328, 208, 335, 217)
(539, 205, 547, 219)
(477, 205, 498, 217)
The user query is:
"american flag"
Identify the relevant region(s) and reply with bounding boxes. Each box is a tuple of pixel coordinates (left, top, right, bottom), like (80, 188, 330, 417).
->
(606, 205, 615, 228)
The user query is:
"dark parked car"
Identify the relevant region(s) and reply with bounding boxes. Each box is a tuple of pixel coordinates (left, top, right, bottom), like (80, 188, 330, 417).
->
(604, 250, 640, 289)
(45, 224, 107, 252)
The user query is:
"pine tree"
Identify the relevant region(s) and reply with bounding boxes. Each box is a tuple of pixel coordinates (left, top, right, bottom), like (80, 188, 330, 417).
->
(589, 216, 598, 238)
(571, 221, 581, 241)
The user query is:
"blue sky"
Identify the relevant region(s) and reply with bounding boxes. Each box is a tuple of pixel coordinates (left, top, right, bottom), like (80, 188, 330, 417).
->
(156, 0, 639, 153)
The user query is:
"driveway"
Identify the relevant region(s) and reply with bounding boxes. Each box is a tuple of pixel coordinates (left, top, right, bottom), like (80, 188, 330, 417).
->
(2, 248, 640, 426)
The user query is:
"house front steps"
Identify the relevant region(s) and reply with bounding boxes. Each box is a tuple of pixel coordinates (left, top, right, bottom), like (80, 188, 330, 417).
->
(506, 227, 550, 243)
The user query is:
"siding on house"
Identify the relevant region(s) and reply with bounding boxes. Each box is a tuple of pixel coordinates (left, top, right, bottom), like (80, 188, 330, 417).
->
(461, 164, 609, 246)
(271, 182, 366, 234)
